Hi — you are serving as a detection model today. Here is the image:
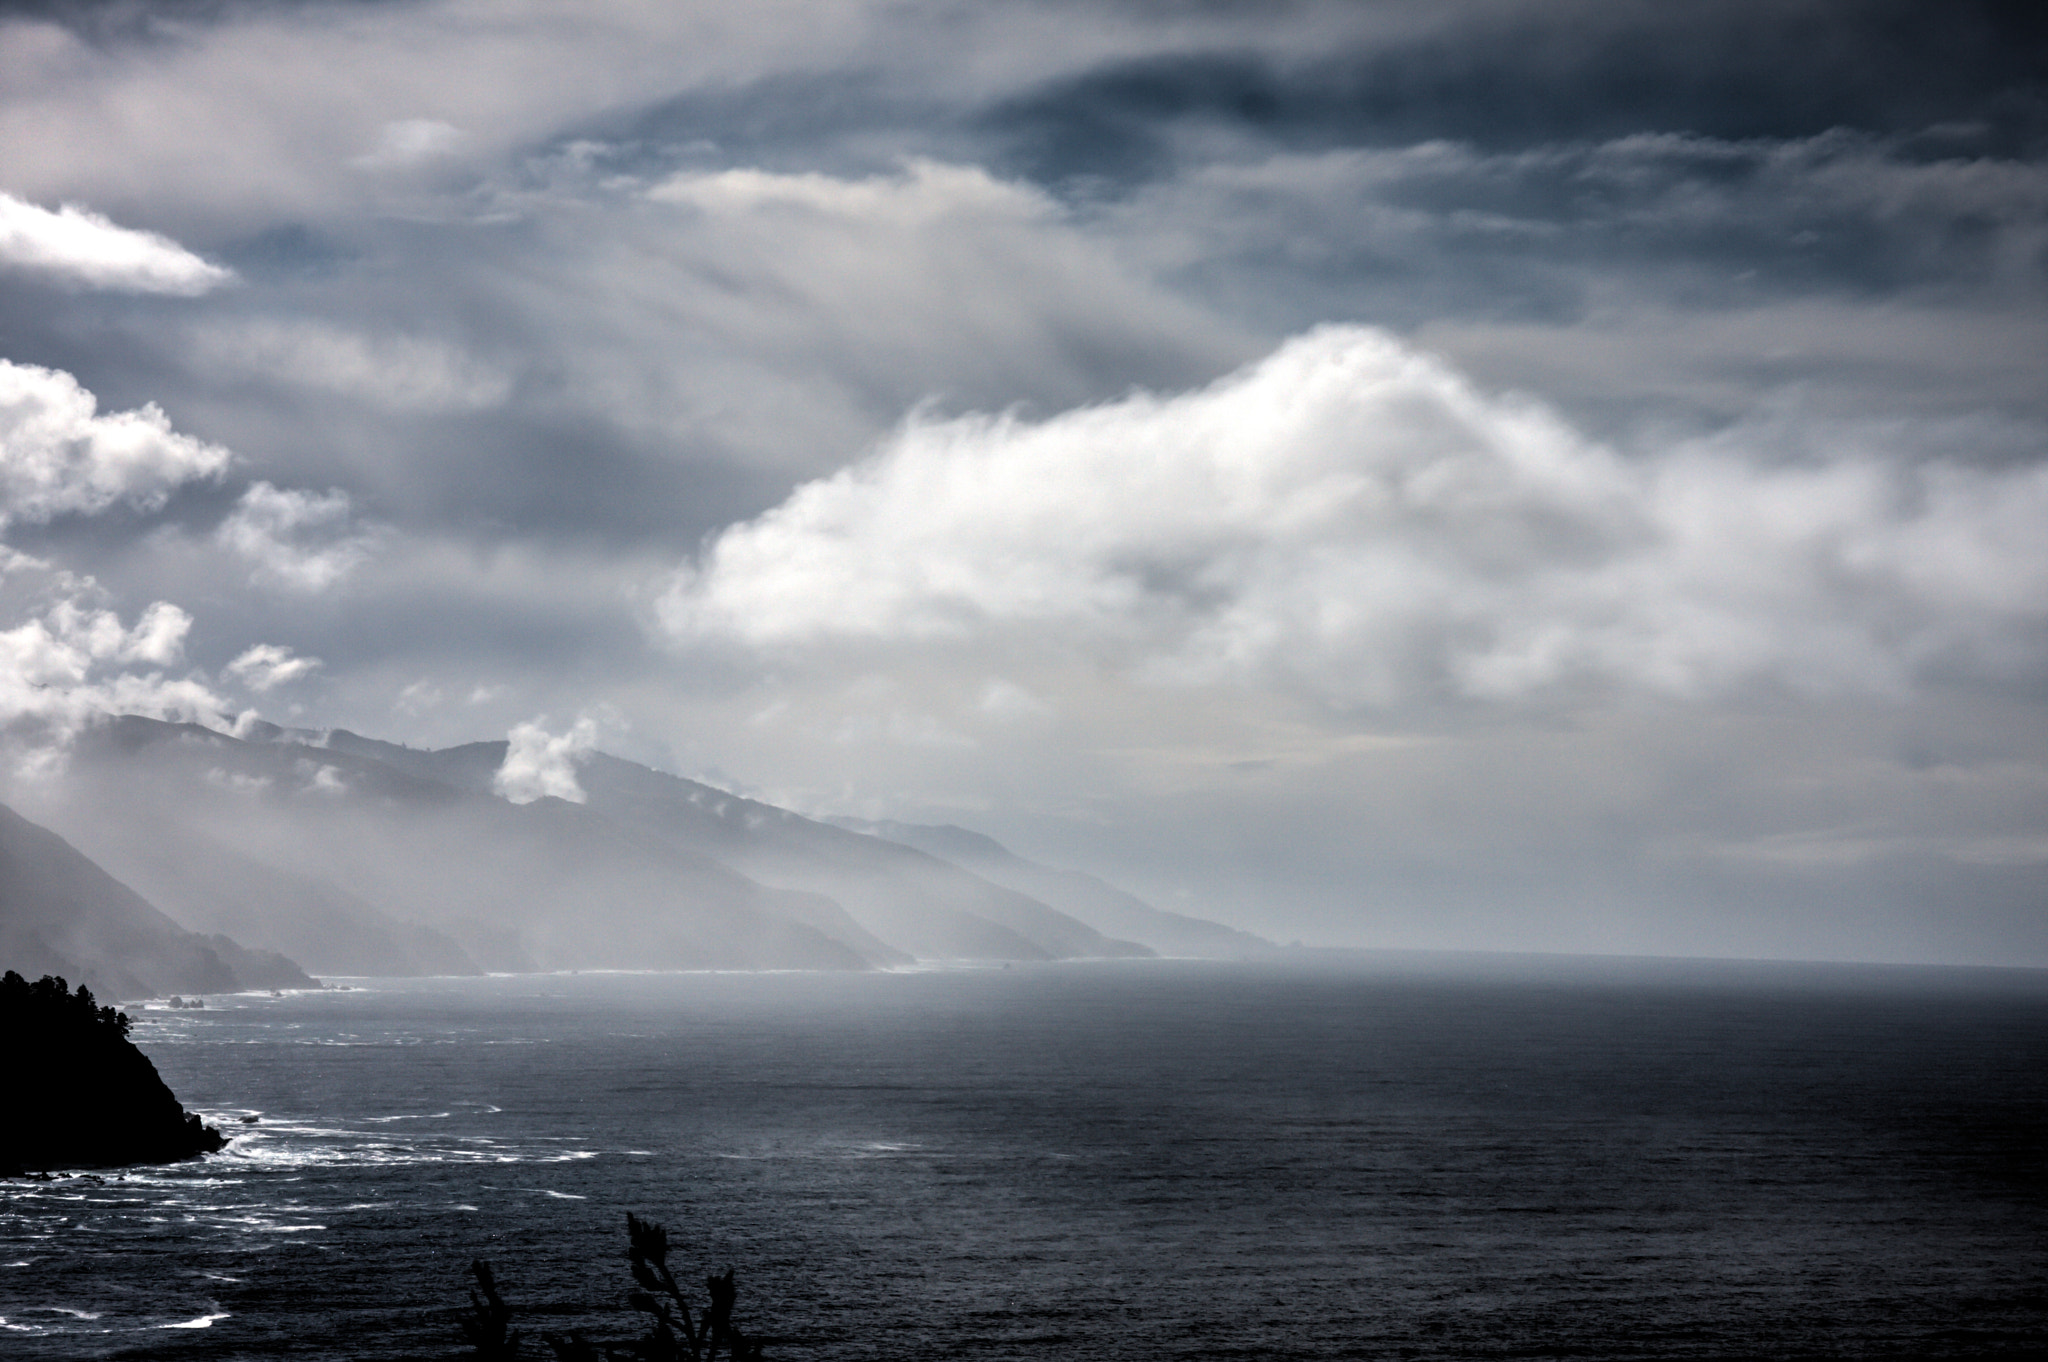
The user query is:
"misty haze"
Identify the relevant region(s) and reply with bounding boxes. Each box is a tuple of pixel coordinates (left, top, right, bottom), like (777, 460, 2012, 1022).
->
(2, 1, 2044, 1357)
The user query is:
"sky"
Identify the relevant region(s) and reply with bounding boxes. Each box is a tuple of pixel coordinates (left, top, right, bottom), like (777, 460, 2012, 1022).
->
(0, 0, 2043, 963)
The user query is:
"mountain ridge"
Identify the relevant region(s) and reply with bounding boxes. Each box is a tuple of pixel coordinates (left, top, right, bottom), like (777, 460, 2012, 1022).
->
(10, 713, 1265, 981)
(0, 798, 315, 998)
(831, 817, 1271, 958)
(255, 724, 1158, 964)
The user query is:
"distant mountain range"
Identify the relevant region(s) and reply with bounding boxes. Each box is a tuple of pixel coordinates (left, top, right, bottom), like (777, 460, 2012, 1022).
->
(2, 714, 1268, 990)
(828, 818, 1270, 958)
(0, 800, 312, 998)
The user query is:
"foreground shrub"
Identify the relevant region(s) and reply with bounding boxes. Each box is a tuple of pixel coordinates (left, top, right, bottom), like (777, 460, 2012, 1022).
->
(462, 1212, 765, 1360)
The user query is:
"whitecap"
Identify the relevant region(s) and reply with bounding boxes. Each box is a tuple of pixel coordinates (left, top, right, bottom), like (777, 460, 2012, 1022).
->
(539, 1190, 587, 1200)
(124, 1173, 247, 1189)
(163, 1311, 230, 1329)
(213, 1213, 326, 1233)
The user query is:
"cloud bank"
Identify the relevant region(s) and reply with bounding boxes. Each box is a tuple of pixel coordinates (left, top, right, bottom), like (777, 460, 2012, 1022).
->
(663, 327, 2048, 707)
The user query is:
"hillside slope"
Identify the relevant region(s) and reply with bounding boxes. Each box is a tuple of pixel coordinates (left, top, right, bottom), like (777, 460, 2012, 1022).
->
(317, 731, 1150, 963)
(839, 819, 1270, 957)
(0, 800, 313, 998)
(19, 715, 1224, 973)
(41, 719, 871, 972)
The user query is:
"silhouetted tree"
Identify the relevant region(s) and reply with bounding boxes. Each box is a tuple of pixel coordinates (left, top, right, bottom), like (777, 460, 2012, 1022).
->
(460, 1214, 765, 1361)
(1, 969, 132, 1040)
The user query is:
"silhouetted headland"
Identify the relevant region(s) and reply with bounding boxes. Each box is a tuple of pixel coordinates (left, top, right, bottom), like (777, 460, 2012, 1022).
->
(0, 970, 226, 1175)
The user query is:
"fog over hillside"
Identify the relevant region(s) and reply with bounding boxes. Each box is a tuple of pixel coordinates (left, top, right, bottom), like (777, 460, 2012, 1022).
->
(0, 797, 311, 997)
(833, 818, 1270, 959)
(7, 714, 1252, 979)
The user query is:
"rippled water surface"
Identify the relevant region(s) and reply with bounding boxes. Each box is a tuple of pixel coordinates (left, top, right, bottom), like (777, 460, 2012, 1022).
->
(3, 957, 2045, 1359)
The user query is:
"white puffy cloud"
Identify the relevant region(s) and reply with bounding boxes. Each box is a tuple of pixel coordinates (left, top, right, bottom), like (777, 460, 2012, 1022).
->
(225, 643, 323, 693)
(661, 326, 2048, 707)
(0, 370, 237, 758)
(216, 481, 377, 591)
(493, 713, 603, 804)
(0, 584, 223, 746)
(117, 600, 193, 667)
(6, 598, 193, 676)
(0, 371, 349, 754)
(0, 191, 231, 294)
(0, 360, 232, 525)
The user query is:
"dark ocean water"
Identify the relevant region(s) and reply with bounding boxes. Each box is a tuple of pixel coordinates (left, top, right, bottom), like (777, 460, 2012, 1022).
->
(2, 955, 2044, 1360)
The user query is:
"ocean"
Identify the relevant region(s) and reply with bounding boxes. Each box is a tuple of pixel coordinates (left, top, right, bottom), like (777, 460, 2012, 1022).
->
(2, 955, 2044, 1359)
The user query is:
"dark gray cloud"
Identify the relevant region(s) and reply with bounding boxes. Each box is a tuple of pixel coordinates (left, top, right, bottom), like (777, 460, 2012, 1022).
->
(981, 0, 2048, 190)
(1099, 129, 2048, 440)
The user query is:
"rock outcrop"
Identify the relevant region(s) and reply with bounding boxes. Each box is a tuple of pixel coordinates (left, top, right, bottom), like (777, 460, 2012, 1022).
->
(0, 970, 225, 1174)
